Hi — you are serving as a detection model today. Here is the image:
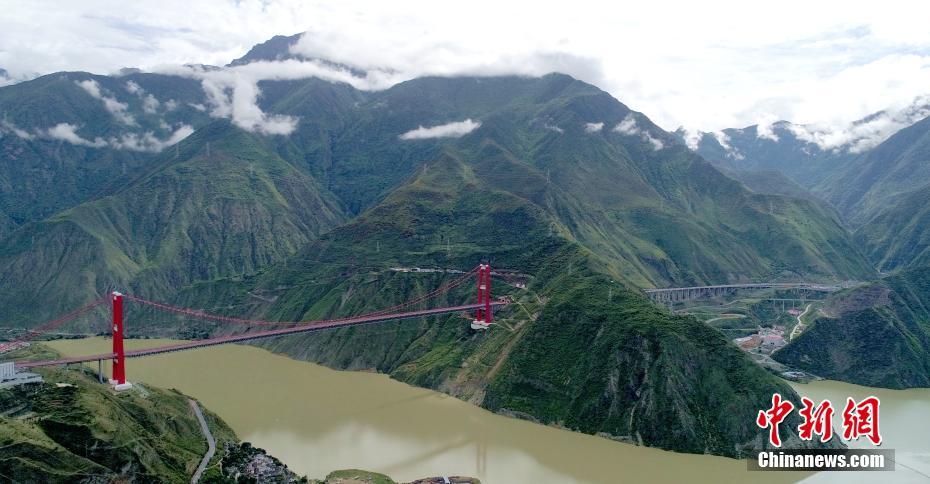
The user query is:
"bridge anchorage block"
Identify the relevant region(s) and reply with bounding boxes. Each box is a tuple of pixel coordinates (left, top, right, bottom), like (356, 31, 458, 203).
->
(470, 320, 491, 330)
(110, 381, 133, 391)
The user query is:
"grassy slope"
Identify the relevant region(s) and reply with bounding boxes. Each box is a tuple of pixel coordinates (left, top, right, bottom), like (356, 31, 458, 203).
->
(854, 183, 930, 271)
(773, 266, 930, 388)
(265, 73, 874, 286)
(0, 121, 346, 329)
(838, 116, 930, 272)
(818, 115, 930, 226)
(0, 72, 211, 233)
(483, 263, 810, 456)
(0, 364, 236, 483)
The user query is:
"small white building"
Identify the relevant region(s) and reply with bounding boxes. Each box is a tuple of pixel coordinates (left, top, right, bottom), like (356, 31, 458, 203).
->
(0, 362, 43, 388)
(0, 362, 13, 379)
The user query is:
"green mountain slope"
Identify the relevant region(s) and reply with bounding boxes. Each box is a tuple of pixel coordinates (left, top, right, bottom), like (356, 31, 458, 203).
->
(0, 365, 236, 483)
(0, 72, 211, 234)
(267, 73, 874, 286)
(687, 111, 930, 273)
(818, 115, 930, 225)
(773, 266, 930, 388)
(164, 150, 836, 458)
(854, 183, 930, 271)
(812, 115, 930, 271)
(0, 69, 875, 331)
(721, 168, 824, 201)
(0, 121, 345, 328)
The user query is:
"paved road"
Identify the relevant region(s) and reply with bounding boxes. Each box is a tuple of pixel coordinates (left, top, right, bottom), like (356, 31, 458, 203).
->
(789, 304, 813, 341)
(189, 399, 216, 484)
(704, 314, 745, 324)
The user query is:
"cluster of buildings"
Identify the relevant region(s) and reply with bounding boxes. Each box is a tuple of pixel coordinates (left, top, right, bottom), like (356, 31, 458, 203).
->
(221, 442, 303, 483)
(733, 326, 787, 355)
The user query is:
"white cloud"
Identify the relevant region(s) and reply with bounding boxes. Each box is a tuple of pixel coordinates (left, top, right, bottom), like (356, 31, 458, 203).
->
(108, 125, 194, 152)
(142, 94, 160, 114)
(543, 123, 564, 134)
(785, 96, 930, 153)
(645, 134, 664, 151)
(3, 113, 192, 151)
(712, 131, 743, 159)
(613, 116, 638, 136)
(124, 80, 142, 94)
(612, 114, 664, 150)
(584, 122, 604, 133)
(224, 74, 296, 135)
(0, 119, 35, 140)
(125, 80, 165, 114)
(679, 128, 703, 151)
(44, 123, 107, 147)
(399, 119, 481, 140)
(77, 79, 136, 125)
(1, 2, 930, 135)
(157, 59, 396, 135)
(754, 114, 780, 141)
(77, 78, 102, 97)
(35, 122, 192, 152)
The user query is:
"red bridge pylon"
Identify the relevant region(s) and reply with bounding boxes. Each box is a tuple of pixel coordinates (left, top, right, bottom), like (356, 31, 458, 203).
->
(471, 264, 492, 330)
(110, 292, 131, 391)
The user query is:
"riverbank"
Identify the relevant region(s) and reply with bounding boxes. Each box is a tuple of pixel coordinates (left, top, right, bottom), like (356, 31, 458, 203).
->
(39, 337, 930, 483)
(46, 337, 813, 483)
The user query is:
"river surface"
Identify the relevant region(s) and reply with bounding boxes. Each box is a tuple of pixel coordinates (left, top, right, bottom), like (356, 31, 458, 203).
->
(47, 338, 929, 483)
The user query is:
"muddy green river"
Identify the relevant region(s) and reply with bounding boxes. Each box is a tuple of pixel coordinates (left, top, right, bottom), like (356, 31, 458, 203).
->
(47, 338, 929, 483)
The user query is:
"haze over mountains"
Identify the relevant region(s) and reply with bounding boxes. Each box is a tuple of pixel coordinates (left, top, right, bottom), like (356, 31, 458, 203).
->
(687, 97, 930, 273)
(2, 32, 929, 458)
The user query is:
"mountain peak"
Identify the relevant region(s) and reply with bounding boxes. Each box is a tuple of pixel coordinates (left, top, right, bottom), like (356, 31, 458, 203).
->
(227, 33, 367, 77)
(227, 33, 304, 66)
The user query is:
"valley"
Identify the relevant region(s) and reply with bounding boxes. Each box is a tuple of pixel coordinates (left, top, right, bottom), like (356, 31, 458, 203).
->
(38, 337, 930, 483)
(1, 17, 930, 483)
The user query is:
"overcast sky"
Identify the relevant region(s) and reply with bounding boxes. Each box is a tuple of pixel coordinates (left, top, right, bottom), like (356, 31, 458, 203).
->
(1, 0, 929, 134)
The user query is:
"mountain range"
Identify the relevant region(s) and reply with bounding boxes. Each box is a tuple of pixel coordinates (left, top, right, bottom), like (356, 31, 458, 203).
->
(686, 105, 930, 273)
(0, 63, 877, 326)
(685, 100, 930, 391)
(2, 32, 928, 460)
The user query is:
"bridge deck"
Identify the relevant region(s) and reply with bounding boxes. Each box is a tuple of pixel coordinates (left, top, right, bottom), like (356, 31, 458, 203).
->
(17, 302, 505, 369)
(644, 283, 840, 294)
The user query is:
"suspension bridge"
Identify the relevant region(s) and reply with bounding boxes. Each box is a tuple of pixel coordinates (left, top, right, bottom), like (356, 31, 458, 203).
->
(3, 264, 505, 390)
